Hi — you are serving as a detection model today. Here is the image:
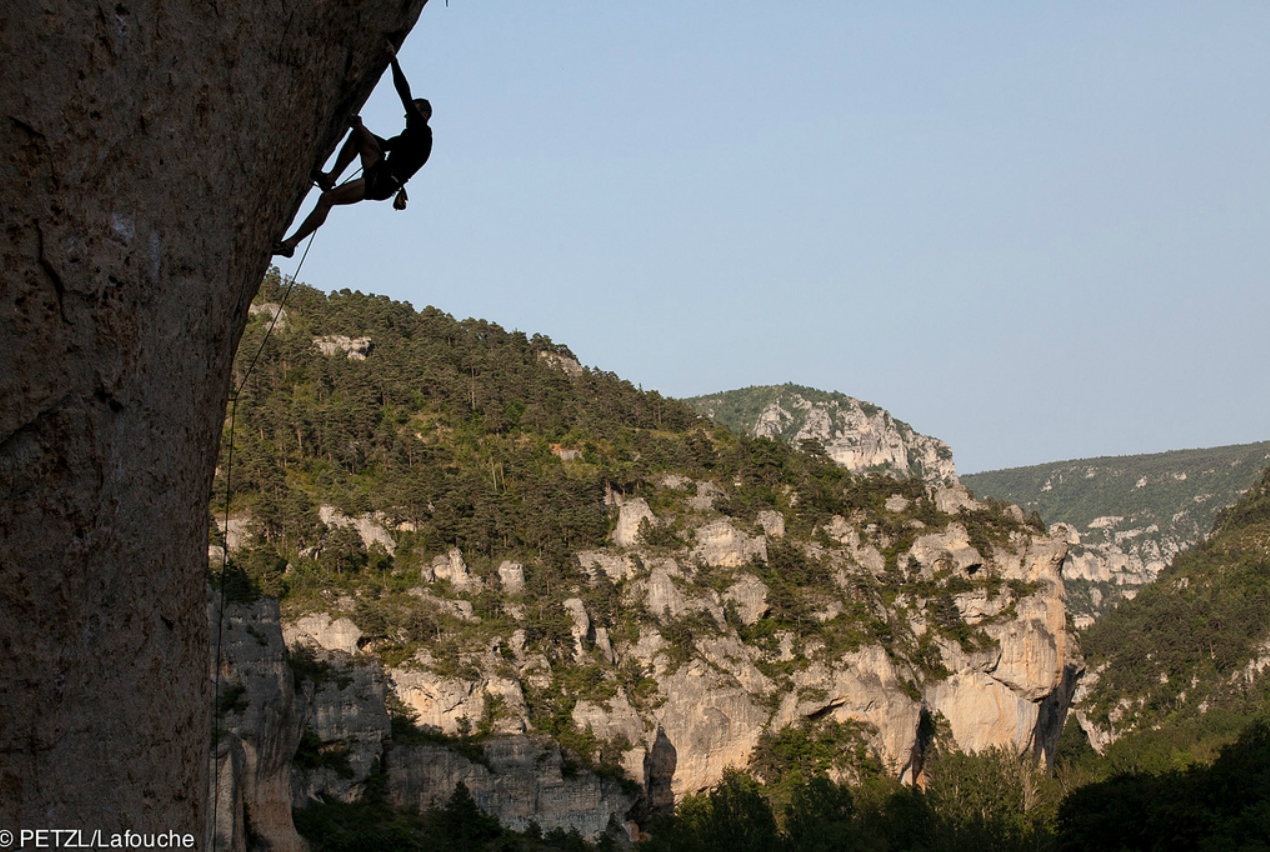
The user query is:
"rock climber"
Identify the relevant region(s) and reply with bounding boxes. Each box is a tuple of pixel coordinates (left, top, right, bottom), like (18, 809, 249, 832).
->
(273, 39, 432, 257)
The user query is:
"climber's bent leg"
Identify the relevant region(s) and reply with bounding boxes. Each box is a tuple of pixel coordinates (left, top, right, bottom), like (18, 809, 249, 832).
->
(275, 179, 367, 254)
(315, 121, 384, 189)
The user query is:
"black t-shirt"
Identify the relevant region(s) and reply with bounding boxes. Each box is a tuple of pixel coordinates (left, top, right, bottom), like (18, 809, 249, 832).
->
(381, 114, 432, 184)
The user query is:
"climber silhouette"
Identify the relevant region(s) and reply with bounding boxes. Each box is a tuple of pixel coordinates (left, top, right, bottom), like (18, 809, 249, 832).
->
(274, 40, 432, 257)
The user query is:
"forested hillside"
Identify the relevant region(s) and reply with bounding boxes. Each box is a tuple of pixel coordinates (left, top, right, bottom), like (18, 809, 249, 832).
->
(216, 276, 1061, 746)
(218, 271, 703, 576)
(962, 444, 1270, 532)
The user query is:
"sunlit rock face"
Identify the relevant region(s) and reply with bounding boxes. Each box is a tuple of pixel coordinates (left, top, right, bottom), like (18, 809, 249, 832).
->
(688, 386, 958, 485)
(752, 394, 957, 485)
(278, 524, 1075, 805)
(0, 0, 425, 833)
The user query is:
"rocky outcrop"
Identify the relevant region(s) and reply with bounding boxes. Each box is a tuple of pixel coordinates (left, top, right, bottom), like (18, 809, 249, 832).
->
(770, 531, 1077, 779)
(209, 593, 307, 852)
(319, 505, 397, 554)
(499, 560, 526, 593)
(687, 385, 957, 485)
(313, 335, 373, 360)
(214, 598, 633, 840)
(773, 646, 924, 778)
(723, 574, 770, 625)
(756, 509, 786, 538)
(284, 612, 364, 656)
(564, 598, 594, 661)
(1055, 521, 1184, 627)
(579, 550, 641, 582)
(573, 693, 647, 767)
(635, 561, 725, 625)
(538, 351, 584, 378)
(789, 399, 956, 483)
(907, 524, 986, 579)
(692, 519, 768, 568)
(612, 498, 657, 548)
(1, 0, 426, 830)
(423, 547, 482, 591)
(291, 651, 391, 806)
(248, 302, 289, 327)
(925, 533, 1079, 763)
(653, 661, 771, 797)
(389, 659, 528, 737)
(388, 736, 636, 839)
(962, 446, 1270, 625)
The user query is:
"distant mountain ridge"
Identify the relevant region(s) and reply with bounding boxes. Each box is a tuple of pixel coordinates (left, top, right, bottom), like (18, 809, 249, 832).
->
(962, 442, 1270, 625)
(684, 384, 957, 486)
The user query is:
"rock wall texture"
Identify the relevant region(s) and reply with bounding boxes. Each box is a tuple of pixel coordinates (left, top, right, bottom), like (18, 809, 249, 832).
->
(290, 650, 391, 808)
(216, 602, 637, 842)
(0, 0, 425, 833)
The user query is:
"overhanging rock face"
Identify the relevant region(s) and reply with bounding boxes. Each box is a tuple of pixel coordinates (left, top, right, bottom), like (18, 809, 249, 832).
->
(0, 0, 426, 834)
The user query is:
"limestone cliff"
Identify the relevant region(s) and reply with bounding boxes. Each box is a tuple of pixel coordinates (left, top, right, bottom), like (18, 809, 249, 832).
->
(206, 289, 1082, 837)
(1052, 520, 1184, 628)
(686, 384, 958, 485)
(264, 479, 1078, 820)
(388, 736, 637, 839)
(218, 604, 638, 843)
(208, 481, 1079, 841)
(209, 593, 308, 852)
(1, 0, 425, 832)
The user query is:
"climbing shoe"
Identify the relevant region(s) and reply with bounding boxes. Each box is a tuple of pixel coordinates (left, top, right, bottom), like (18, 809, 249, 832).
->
(271, 241, 294, 258)
(310, 169, 335, 192)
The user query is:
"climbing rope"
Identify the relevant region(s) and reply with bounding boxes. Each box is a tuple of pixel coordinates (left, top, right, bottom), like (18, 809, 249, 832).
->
(209, 229, 312, 841)
(209, 158, 374, 842)
(208, 157, 370, 839)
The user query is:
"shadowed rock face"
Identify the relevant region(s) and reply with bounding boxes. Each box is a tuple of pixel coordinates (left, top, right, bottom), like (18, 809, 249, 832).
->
(0, 0, 425, 833)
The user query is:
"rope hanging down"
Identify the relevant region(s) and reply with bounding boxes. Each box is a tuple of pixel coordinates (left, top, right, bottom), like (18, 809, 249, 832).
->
(209, 224, 315, 841)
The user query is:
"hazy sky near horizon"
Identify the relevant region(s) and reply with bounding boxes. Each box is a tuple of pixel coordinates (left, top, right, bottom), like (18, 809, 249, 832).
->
(274, 2, 1270, 474)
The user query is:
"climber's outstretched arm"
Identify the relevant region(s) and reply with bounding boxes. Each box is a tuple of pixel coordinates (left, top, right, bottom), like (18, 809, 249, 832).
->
(386, 40, 423, 120)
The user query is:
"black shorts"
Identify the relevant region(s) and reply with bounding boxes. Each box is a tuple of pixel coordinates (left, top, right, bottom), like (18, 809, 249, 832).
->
(364, 161, 401, 201)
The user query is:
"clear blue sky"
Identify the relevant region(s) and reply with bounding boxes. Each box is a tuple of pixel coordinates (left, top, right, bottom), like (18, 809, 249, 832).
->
(274, 2, 1270, 474)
